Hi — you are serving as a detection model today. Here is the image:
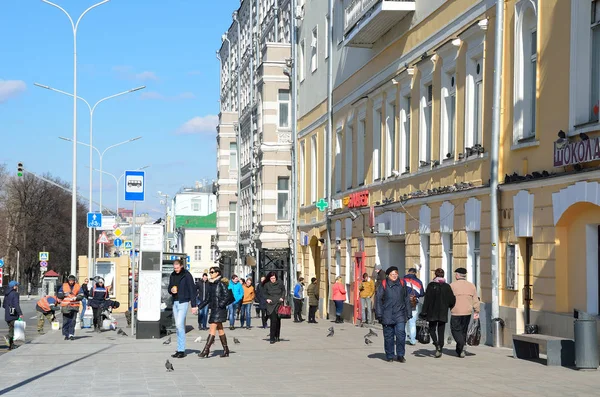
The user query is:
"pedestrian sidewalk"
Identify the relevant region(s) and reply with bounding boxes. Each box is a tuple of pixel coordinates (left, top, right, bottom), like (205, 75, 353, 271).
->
(0, 313, 599, 397)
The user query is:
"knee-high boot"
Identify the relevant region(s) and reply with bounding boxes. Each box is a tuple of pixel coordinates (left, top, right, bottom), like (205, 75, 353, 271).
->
(219, 334, 230, 358)
(198, 334, 215, 358)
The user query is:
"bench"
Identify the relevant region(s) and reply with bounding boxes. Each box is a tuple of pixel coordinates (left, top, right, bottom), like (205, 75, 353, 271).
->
(512, 334, 575, 367)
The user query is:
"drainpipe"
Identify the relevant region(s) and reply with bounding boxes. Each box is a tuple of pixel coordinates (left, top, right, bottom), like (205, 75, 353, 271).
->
(250, 0, 256, 278)
(490, 0, 505, 339)
(234, 10, 242, 275)
(290, 0, 298, 296)
(325, 0, 334, 316)
(274, 0, 279, 43)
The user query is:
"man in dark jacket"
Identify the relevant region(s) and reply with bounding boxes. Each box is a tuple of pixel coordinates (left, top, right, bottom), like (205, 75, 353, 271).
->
(168, 260, 198, 358)
(254, 276, 268, 328)
(3, 281, 23, 350)
(375, 266, 412, 363)
(196, 273, 209, 331)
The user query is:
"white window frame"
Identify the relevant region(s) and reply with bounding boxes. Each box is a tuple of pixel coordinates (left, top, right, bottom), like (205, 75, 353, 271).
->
(335, 126, 343, 193)
(462, 25, 486, 150)
(372, 98, 383, 181)
(335, 250, 341, 278)
(229, 201, 237, 232)
(278, 89, 291, 128)
(311, 135, 317, 203)
(325, 14, 330, 59)
(400, 90, 411, 174)
(345, 113, 354, 190)
(441, 233, 453, 279)
(419, 82, 433, 166)
(419, 234, 430, 285)
(385, 89, 397, 178)
(299, 39, 306, 82)
(311, 27, 318, 73)
(438, 42, 459, 162)
(277, 177, 290, 220)
(300, 141, 306, 206)
(194, 245, 202, 261)
(357, 108, 366, 185)
(514, 0, 538, 144)
(467, 231, 481, 295)
(229, 142, 238, 171)
(192, 198, 201, 212)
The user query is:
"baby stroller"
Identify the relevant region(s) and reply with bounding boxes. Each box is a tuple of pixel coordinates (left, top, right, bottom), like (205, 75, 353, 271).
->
(100, 299, 120, 331)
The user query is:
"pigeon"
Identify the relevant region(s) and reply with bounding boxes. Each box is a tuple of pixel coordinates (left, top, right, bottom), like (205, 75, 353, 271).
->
(163, 336, 171, 345)
(117, 328, 128, 337)
(233, 337, 240, 344)
(165, 360, 174, 372)
(364, 338, 373, 345)
(326, 327, 334, 337)
(194, 336, 202, 343)
(365, 329, 378, 338)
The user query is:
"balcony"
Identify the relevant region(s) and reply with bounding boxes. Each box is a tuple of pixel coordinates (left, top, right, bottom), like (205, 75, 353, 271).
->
(344, 0, 415, 48)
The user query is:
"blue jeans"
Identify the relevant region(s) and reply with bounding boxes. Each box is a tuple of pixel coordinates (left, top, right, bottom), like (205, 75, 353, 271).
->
(334, 300, 344, 316)
(80, 298, 87, 321)
(228, 302, 240, 327)
(383, 322, 407, 360)
(173, 301, 188, 353)
(63, 311, 76, 337)
(241, 303, 253, 327)
(406, 309, 418, 344)
(197, 306, 208, 329)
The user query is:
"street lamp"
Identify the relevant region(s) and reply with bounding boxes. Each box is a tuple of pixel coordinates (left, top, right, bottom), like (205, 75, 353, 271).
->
(36, 83, 146, 270)
(42, 0, 111, 276)
(89, 165, 150, 218)
(158, 191, 170, 253)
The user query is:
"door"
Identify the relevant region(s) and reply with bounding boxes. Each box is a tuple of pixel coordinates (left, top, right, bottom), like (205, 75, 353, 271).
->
(523, 237, 533, 325)
(354, 251, 366, 324)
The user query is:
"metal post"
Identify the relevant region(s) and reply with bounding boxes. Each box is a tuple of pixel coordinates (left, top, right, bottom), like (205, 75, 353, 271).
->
(290, 0, 298, 284)
(16, 250, 20, 283)
(88, 107, 94, 279)
(234, 11, 242, 276)
(325, 0, 334, 312)
(490, 0, 505, 325)
(131, 200, 136, 336)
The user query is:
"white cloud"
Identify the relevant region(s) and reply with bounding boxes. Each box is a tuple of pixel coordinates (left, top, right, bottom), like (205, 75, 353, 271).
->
(112, 66, 158, 81)
(140, 91, 165, 100)
(135, 71, 158, 81)
(0, 80, 26, 103)
(187, 70, 202, 76)
(175, 115, 218, 135)
(140, 91, 196, 101)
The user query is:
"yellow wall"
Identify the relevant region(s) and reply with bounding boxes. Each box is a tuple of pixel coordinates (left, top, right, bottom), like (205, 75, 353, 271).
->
(78, 255, 130, 313)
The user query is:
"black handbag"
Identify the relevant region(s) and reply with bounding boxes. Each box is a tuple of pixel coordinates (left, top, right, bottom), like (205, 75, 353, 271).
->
(417, 319, 431, 344)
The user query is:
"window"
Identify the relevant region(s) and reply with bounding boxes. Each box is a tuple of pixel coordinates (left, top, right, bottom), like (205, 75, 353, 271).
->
(335, 128, 342, 192)
(592, 0, 600, 123)
(420, 84, 432, 166)
(229, 142, 238, 170)
(385, 99, 396, 177)
(530, 30, 537, 134)
(325, 15, 330, 59)
(468, 231, 481, 292)
(299, 39, 305, 82)
(335, 250, 341, 278)
(401, 95, 411, 173)
(442, 233, 453, 278)
(278, 89, 290, 128)
(229, 201, 237, 232)
(420, 234, 430, 285)
(345, 124, 353, 189)
(300, 141, 306, 206)
(311, 135, 317, 203)
(466, 57, 484, 149)
(506, 243, 517, 290)
(357, 117, 365, 185)
(311, 27, 318, 72)
(373, 106, 382, 181)
(192, 198, 201, 212)
(441, 73, 456, 160)
(277, 177, 289, 220)
(194, 245, 202, 261)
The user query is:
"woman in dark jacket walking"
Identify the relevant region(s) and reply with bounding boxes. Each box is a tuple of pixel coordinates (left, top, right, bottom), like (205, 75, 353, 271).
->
(263, 272, 286, 344)
(89, 277, 108, 332)
(420, 268, 456, 358)
(3, 281, 23, 350)
(254, 276, 268, 328)
(197, 267, 234, 358)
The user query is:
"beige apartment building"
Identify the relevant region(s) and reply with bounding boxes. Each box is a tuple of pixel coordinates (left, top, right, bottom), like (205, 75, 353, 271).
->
(216, 0, 293, 282)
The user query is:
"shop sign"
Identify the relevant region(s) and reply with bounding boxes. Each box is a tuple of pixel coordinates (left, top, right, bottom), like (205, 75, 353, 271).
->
(554, 137, 600, 167)
(343, 190, 369, 208)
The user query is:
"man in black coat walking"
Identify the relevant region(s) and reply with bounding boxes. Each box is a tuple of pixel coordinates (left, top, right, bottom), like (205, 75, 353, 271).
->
(375, 266, 412, 363)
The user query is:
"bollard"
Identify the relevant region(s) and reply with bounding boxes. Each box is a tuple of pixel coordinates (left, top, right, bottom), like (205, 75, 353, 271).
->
(492, 318, 505, 347)
(574, 309, 599, 370)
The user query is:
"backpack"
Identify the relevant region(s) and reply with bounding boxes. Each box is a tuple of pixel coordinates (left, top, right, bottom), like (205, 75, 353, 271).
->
(381, 278, 416, 307)
(381, 278, 405, 290)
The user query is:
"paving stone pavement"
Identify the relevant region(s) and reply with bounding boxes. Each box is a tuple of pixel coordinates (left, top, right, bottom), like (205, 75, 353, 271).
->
(0, 313, 599, 397)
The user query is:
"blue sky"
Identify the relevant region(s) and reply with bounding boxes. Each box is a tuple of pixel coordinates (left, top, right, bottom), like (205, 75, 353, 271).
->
(0, 0, 238, 218)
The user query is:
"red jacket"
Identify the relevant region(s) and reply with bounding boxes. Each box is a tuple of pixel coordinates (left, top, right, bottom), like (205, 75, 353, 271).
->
(332, 282, 346, 301)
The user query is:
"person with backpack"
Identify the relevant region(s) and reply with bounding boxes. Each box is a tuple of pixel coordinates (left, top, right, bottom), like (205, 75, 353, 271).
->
(3, 281, 23, 350)
(420, 268, 456, 358)
(89, 277, 109, 332)
(36, 295, 58, 334)
(403, 267, 425, 345)
(375, 266, 412, 363)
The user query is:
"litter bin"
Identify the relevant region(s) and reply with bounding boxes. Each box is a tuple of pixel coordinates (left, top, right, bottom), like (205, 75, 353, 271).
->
(492, 318, 504, 347)
(574, 309, 599, 369)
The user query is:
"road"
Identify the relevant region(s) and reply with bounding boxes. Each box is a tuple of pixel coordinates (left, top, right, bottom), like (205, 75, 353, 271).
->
(0, 296, 46, 355)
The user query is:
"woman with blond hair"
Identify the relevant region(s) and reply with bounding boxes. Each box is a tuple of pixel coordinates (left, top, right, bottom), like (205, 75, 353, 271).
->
(331, 276, 346, 323)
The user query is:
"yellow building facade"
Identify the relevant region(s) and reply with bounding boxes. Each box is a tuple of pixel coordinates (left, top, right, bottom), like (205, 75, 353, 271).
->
(297, 0, 600, 344)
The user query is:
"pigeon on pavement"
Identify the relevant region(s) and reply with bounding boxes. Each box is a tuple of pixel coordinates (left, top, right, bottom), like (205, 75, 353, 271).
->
(233, 337, 241, 344)
(326, 327, 334, 337)
(117, 328, 128, 337)
(165, 360, 174, 372)
(194, 336, 202, 343)
(365, 329, 378, 338)
(364, 338, 373, 345)
(163, 336, 171, 345)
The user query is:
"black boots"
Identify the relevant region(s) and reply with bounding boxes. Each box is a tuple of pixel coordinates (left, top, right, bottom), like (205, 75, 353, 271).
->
(435, 345, 442, 358)
(198, 334, 215, 358)
(335, 315, 343, 323)
(8, 337, 14, 351)
(219, 334, 230, 358)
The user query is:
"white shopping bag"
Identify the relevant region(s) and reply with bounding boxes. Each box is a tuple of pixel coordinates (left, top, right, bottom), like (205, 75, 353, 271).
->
(14, 320, 26, 342)
(51, 321, 60, 331)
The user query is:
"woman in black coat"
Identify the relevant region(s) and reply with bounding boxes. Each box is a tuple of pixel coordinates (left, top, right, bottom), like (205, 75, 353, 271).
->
(420, 268, 456, 358)
(197, 267, 234, 358)
(254, 276, 268, 328)
(263, 272, 286, 344)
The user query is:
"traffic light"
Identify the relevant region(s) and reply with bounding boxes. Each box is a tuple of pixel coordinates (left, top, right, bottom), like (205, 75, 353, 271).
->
(17, 162, 23, 177)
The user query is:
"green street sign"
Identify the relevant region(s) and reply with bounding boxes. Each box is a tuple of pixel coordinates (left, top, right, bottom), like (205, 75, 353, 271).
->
(316, 198, 329, 212)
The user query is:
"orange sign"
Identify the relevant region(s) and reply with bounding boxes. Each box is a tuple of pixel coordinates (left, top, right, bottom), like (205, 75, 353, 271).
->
(346, 190, 369, 208)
